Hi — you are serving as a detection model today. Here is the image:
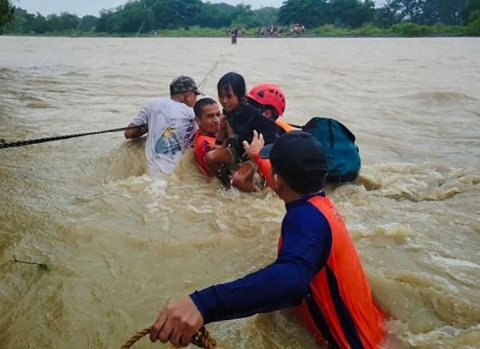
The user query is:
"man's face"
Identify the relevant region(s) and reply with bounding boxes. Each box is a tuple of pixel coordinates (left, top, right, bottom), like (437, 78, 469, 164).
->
(195, 103, 222, 137)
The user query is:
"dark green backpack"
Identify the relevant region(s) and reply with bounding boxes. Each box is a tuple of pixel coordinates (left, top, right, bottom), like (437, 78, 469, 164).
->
(301, 117, 361, 183)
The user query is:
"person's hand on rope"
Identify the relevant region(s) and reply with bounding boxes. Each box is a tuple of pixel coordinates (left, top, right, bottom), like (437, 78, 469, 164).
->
(150, 296, 204, 347)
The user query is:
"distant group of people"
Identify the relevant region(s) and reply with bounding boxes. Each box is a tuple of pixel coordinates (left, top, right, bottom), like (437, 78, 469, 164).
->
(124, 73, 386, 348)
(258, 25, 283, 36)
(258, 24, 306, 36)
(225, 25, 305, 42)
(292, 23, 306, 35)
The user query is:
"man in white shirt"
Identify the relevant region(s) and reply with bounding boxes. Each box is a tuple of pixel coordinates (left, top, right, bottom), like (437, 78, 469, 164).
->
(124, 75, 202, 175)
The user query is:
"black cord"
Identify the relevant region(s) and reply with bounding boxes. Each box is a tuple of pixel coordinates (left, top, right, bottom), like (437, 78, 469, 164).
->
(0, 125, 142, 149)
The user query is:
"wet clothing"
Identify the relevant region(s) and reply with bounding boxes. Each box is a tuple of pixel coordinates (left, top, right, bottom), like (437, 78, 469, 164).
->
(288, 195, 385, 349)
(225, 103, 283, 160)
(189, 192, 384, 348)
(253, 120, 299, 188)
(131, 97, 197, 175)
(193, 131, 215, 176)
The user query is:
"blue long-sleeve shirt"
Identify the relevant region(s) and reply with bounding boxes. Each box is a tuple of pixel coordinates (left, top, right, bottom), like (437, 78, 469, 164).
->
(189, 192, 332, 323)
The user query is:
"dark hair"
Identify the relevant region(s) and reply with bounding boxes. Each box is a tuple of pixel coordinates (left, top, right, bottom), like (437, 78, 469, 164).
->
(193, 97, 217, 117)
(273, 168, 326, 194)
(217, 72, 246, 99)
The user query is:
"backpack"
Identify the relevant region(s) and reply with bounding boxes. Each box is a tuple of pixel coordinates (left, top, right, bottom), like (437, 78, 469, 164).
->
(301, 117, 361, 183)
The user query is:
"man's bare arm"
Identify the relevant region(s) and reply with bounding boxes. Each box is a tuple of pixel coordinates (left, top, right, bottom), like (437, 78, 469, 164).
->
(124, 123, 147, 139)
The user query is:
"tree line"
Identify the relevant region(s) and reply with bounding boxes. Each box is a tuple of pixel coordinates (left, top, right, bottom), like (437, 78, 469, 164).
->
(1, 0, 479, 36)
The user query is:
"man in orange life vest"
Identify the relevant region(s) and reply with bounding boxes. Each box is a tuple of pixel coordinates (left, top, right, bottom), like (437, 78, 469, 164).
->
(149, 131, 386, 349)
(192, 97, 222, 176)
(195, 83, 290, 191)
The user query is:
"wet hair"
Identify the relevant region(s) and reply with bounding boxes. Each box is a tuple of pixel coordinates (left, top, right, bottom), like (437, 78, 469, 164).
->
(217, 72, 246, 99)
(194, 97, 218, 117)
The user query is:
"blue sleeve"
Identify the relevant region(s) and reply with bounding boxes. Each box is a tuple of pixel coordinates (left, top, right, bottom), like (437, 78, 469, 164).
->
(189, 204, 332, 323)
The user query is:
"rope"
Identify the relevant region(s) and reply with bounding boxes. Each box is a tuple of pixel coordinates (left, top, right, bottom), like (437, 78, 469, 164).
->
(1, 52, 226, 150)
(121, 326, 152, 349)
(197, 51, 225, 90)
(121, 325, 221, 349)
(0, 125, 142, 150)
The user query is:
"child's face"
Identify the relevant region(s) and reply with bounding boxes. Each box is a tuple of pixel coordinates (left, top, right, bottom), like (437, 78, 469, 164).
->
(218, 85, 239, 112)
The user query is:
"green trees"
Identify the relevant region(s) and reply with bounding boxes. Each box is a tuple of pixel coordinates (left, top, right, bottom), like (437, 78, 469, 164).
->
(379, 0, 465, 26)
(197, 3, 233, 28)
(147, 0, 204, 29)
(96, 0, 238, 32)
(462, 0, 480, 23)
(1, 0, 479, 36)
(46, 12, 80, 33)
(230, 4, 259, 28)
(278, 0, 327, 28)
(462, 0, 480, 34)
(254, 7, 279, 27)
(77, 15, 99, 32)
(5, 8, 49, 34)
(278, 0, 375, 28)
(329, 0, 376, 28)
(0, 0, 15, 34)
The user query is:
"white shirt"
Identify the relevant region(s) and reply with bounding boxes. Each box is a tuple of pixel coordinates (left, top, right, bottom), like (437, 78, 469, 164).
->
(132, 97, 197, 175)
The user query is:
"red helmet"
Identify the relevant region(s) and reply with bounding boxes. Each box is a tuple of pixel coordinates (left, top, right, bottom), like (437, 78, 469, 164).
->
(247, 83, 286, 117)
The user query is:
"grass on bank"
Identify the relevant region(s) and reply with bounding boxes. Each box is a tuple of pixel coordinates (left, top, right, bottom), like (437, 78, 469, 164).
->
(6, 22, 479, 38)
(143, 23, 474, 37)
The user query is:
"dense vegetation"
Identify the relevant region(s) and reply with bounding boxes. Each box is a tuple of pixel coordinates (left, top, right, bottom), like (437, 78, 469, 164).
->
(1, 0, 480, 36)
(0, 0, 14, 33)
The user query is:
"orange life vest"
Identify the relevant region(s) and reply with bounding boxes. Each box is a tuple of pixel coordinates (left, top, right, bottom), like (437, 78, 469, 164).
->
(193, 132, 215, 176)
(275, 120, 298, 132)
(279, 195, 385, 349)
(253, 120, 299, 187)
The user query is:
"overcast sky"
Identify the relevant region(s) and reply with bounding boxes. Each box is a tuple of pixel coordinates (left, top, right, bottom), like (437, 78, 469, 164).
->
(16, 0, 384, 17)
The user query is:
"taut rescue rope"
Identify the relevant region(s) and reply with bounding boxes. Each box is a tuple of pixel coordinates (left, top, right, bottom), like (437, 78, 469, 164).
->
(1, 51, 227, 150)
(198, 55, 222, 90)
(0, 125, 142, 149)
(121, 325, 221, 349)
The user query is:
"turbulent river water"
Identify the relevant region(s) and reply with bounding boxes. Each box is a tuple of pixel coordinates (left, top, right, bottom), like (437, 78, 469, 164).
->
(1, 36, 479, 349)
